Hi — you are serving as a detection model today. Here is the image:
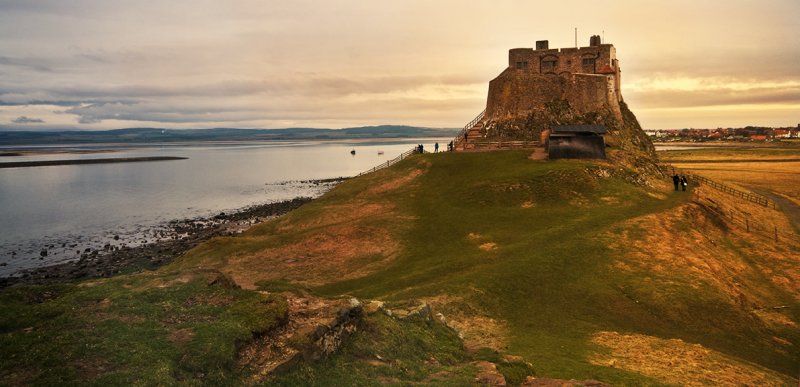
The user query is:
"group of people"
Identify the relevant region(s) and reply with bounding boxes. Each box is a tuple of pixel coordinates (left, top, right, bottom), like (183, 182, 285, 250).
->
(672, 174, 689, 191)
(417, 142, 454, 153)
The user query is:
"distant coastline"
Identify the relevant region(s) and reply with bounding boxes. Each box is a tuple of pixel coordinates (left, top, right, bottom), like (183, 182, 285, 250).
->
(0, 156, 187, 168)
(0, 126, 459, 146)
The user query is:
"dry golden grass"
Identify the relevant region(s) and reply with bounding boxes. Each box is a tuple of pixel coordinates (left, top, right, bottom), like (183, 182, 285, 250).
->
(188, 161, 433, 290)
(674, 161, 800, 205)
(614, 184, 800, 299)
(227, 224, 399, 288)
(590, 331, 794, 386)
(423, 293, 509, 352)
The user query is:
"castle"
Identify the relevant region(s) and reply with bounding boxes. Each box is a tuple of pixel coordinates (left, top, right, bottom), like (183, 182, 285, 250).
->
(455, 35, 654, 159)
(485, 35, 623, 122)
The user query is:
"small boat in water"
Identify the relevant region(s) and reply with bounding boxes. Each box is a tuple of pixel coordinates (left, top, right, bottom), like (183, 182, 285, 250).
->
(377, 150, 384, 155)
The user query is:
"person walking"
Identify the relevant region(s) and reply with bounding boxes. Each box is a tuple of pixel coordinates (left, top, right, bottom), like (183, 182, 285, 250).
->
(435, 142, 439, 153)
(672, 174, 680, 191)
(680, 175, 688, 191)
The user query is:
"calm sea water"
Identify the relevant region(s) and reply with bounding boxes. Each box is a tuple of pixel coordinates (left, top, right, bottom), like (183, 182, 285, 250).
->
(0, 138, 449, 275)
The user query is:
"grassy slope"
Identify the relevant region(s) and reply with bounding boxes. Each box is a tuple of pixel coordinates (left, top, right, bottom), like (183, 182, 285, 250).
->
(311, 151, 796, 383)
(0, 269, 288, 385)
(179, 149, 798, 384)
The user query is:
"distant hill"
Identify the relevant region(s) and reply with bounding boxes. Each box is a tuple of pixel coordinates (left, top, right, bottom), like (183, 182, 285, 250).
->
(0, 126, 459, 145)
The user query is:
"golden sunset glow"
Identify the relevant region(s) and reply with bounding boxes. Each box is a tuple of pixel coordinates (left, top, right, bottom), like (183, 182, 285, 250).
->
(0, 0, 797, 130)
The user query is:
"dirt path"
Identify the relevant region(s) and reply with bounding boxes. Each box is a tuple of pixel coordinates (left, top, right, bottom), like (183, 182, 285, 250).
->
(749, 187, 800, 231)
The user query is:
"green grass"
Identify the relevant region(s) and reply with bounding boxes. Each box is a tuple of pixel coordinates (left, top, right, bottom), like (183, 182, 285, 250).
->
(298, 150, 797, 383)
(0, 270, 287, 385)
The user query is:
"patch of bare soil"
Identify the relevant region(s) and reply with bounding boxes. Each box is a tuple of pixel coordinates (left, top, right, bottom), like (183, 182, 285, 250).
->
(277, 202, 392, 232)
(168, 328, 194, 345)
(599, 196, 619, 205)
(479, 243, 497, 251)
(364, 168, 425, 195)
(473, 360, 507, 386)
(239, 294, 357, 383)
(227, 224, 399, 289)
(528, 147, 547, 161)
(589, 331, 794, 386)
(467, 232, 498, 253)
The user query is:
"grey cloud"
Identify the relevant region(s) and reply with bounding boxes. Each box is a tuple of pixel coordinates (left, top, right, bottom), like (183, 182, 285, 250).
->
(0, 56, 53, 72)
(60, 92, 484, 125)
(0, 73, 482, 108)
(0, 99, 84, 107)
(624, 49, 800, 83)
(64, 102, 271, 124)
(625, 86, 800, 109)
(11, 116, 45, 123)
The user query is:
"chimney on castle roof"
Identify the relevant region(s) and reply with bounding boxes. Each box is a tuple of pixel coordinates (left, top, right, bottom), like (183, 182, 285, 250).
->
(535, 40, 549, 50)
(589, 35, 601, 47)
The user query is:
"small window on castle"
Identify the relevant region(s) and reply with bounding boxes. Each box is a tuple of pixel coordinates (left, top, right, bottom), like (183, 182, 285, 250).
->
(542, 60, 557, 71)
(515, 61, 528, 69)
(582, 58, 595, 66)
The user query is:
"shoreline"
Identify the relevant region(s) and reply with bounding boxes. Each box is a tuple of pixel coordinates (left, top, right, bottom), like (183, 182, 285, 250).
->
(0, 189, 335, 288)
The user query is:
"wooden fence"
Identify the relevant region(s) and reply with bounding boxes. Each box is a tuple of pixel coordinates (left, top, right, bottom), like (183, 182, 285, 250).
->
(660, 164, 777, 209)
(356, 147, 421, 177)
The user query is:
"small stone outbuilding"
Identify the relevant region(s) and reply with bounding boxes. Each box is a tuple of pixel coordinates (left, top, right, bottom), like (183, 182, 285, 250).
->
(546, 124, 607, 159)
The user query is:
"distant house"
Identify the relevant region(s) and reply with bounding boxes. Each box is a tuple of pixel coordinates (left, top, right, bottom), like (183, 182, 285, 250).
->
(546, 124, 607, 159)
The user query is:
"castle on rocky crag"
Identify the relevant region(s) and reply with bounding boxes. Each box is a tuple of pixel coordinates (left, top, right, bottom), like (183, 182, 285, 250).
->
(488, 36, 622, 120)
(455, 35, 654, 162)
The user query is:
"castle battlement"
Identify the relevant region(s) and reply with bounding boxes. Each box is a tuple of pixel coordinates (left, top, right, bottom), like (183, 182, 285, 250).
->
(505, 36, 621, 101)
(483, 35, 624, 124)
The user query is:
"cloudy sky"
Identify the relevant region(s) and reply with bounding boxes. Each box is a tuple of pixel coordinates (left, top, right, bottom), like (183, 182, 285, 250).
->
(0, 0, 797, 130)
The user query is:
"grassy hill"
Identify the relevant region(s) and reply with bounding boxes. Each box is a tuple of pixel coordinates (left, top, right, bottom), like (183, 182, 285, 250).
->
(2, 149, 798, 385)
(177, 150, 799, 385)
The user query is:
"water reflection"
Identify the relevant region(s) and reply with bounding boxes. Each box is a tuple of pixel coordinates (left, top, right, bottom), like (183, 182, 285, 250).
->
(0, 138, 449, 274)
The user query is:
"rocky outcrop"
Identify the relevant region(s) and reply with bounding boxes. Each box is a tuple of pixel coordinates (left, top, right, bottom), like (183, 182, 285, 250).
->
(239, 295, 362, 383)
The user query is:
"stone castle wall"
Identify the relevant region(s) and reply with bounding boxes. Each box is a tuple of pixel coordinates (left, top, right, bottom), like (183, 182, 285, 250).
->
(485, 70, 621, 121)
